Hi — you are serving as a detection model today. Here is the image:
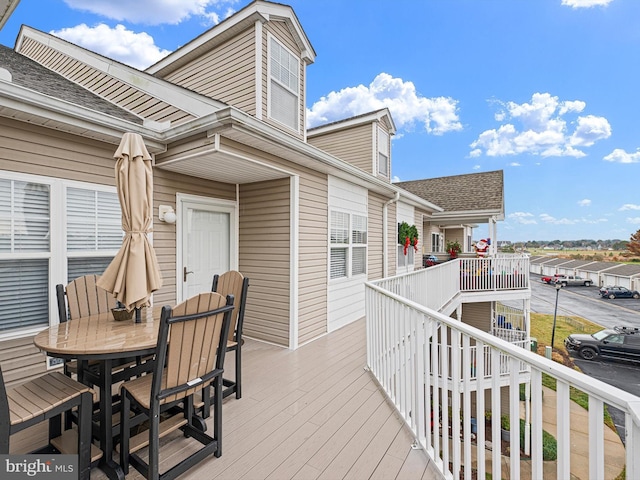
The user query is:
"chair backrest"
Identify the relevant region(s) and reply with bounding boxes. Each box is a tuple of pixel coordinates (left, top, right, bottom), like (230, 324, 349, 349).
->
(152, 292, 234, 405)
(211, 271, 249, 342)
(57, 274, 118, 322)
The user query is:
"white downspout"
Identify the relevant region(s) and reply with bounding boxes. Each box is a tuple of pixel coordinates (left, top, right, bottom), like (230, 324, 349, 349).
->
(383, 191, 400, 278)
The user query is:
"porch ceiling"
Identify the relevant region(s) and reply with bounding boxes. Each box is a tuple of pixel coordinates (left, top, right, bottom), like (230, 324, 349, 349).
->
(154, 140, 292, 185)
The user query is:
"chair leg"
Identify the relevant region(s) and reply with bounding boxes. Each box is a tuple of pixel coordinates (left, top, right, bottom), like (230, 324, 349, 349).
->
(119, 392, 131, 476)
(201, 385, 211, 419)
(149, 405, 161, 480)
(235, 346, 242, 399)
(48, 414, 62, 440)
(213, 375, 222, 458)
(77, 391, 92, 480)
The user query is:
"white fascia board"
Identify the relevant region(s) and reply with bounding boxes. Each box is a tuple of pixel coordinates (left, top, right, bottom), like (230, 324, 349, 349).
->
(308, 108, 396, 137)
(0, 80, 166, 151)
(433, 209, 505, 221)
(16, 26, 225, 117)
(0, 0, 19, 30)
(146, 1, 315, 76)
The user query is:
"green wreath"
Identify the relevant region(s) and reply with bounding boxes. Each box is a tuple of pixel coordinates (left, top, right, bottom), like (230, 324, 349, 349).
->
(398, 221, 419, 245)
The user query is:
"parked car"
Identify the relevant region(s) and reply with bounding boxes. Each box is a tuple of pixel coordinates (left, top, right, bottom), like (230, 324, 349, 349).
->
(565, 325, 640, 362)
(555, 275, 592, 287)
(599, 286, 640, 299)
(541, 274, 567, 284)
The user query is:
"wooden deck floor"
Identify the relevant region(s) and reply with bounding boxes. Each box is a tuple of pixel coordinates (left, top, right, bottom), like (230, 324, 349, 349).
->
(13, 319, 441, 479)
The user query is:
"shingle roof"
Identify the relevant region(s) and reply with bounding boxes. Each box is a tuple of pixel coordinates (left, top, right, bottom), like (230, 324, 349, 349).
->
(601, 264, 640, 276)
(395, 170, 503, 213)
(0, 44, 142, 124)
(580, 261, 620, 272)
(557, 259, 597, 269)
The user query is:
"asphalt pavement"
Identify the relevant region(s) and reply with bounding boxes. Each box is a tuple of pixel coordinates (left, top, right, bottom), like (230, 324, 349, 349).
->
(530, 274, 640, 329)
(529, 273, 640, 444)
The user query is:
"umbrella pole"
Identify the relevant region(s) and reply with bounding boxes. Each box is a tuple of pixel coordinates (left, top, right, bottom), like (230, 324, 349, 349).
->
(135, 308, 141, 323)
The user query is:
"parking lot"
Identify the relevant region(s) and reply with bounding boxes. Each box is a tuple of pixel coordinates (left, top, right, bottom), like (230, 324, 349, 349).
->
(530, 273, 640, 442)
(530, 274, 640, 329)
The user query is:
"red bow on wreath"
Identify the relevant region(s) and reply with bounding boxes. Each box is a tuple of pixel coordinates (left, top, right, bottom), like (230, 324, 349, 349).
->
(413, 237, 418, 252)
(403, 236, 411, 256)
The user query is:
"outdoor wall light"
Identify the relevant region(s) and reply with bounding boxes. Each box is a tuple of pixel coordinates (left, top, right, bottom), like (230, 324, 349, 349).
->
(158, 205, 176, 224)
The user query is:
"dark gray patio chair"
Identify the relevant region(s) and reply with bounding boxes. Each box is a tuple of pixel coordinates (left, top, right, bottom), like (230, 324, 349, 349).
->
(119, 292, 234, 480)
(0, 365, 94, 480)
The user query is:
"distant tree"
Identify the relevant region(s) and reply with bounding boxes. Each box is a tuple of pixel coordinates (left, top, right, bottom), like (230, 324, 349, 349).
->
(629, 230, 640, 256)
(612, 240, 628, 251)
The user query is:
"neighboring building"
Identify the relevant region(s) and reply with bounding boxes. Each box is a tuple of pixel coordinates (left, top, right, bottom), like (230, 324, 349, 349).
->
(395, 170, 504, 256)
(0, 0, 509, 386)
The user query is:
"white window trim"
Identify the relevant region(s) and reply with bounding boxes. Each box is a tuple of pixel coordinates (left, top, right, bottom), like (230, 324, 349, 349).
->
(266, 32, 300, 132)
(329, 209, 367, 282)
(0, 170, 119, 340)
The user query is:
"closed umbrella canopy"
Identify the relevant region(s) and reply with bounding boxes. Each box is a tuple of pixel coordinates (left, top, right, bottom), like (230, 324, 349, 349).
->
(97, 132, 162, 311)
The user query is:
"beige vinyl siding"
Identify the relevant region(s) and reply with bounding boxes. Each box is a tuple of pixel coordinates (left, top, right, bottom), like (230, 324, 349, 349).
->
(18, 37, 195, 126)
(262, 21, 305, 140)
(447, 227, 465, 253)
(0, 337, 49, 388)
(368, 193, 385, 280)
(151, 168, 236, 307)
(307, 123, 373, 174)
(460, 302, 492, 332)
(161, 27, 257, 114)
(239, 179, 291, 346)
(297, 173, 328, 344)
(414, 210, 426, 268)
(218, 138, 328, 345)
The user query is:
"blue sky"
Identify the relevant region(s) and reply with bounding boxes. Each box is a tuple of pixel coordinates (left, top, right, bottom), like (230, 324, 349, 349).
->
(1, 0, 638, 242)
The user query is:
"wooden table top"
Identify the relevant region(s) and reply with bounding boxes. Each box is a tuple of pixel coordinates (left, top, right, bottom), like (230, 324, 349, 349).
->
(34, 307, 161, 358)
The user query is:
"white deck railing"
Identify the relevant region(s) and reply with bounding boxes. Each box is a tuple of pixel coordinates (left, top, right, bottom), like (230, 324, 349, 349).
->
(365, 265, 640, 480)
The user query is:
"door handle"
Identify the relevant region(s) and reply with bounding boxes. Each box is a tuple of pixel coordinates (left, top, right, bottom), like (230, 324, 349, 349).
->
(183, 267, 194, 282)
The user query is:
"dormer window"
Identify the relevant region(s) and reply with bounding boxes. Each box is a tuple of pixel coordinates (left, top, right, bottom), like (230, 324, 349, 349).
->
(378, 128, 389, 177)
(268, 35, 299, 131)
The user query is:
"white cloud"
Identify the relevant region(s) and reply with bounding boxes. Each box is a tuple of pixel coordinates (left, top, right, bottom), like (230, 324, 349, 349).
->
(604, 148, 640, 163)
(508, 212, 537, 224)
(509, 162, 521, 167)
(626, 217, 640, 225)
(562, 0, 614, 8)
(472, 164, 481, 170)
(391, 175, 401, 183)
(470, 92, 611, 158)
(620, 204, 640, 211)
(51, 24, 171, 69)
(540, 213, 575, 225)
(63, 0, 238, 26)
(307, 73, 462, 135)
(578, 199, 591, 207)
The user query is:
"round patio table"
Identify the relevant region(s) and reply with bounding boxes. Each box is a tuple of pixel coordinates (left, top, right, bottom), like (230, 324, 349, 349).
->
(34, 307, 161, 480)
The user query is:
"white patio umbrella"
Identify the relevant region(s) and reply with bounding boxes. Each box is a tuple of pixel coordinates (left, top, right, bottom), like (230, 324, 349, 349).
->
(97, 132, 162, 320)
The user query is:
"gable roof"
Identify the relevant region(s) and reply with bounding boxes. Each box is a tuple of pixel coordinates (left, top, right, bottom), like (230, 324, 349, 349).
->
(395, 170, 504, 223)
(307, 108, 396, 136)
(0, 45, 142, 124)
(146, 0, 315, 77)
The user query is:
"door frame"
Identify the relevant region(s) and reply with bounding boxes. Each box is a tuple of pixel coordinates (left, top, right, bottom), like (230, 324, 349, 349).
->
(176, 193, 238, 303)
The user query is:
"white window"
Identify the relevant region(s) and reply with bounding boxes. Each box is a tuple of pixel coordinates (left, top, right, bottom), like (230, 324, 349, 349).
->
(269, 36, 299, 131)
(330, 211, 367, 279)
(431, 232, 443, 253)
(0, 172, 121, 336)
(397, 244, 414, 267)
(378, 128, 389, 177)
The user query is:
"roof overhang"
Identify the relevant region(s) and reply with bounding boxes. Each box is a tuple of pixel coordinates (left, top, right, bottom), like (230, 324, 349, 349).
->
(431, 209, 504, 226)
(0, 0, 19, 31)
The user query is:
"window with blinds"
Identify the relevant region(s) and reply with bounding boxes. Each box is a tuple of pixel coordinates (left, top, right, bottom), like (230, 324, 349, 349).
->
(269, 36, 299, 131)
(330, 211, 367, 279)
(0, 174, 121, 334)
(378, 128, 389, 177)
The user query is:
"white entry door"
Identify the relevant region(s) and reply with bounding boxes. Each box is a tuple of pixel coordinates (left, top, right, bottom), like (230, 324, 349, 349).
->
(179, 196, 236, 301)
